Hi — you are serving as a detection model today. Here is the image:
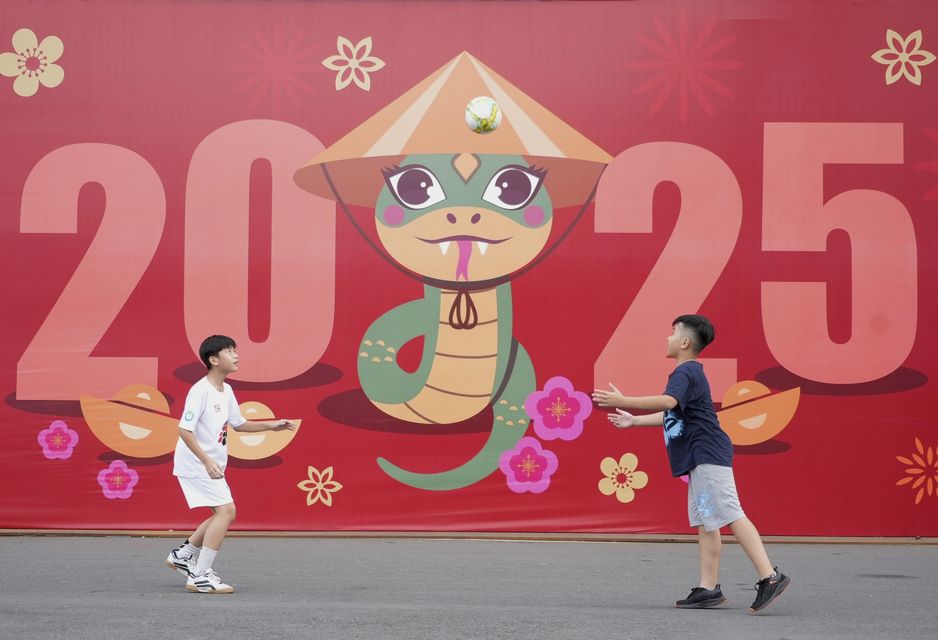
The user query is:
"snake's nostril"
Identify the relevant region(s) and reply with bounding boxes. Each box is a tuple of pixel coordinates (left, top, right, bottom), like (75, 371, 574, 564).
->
(446, 213, 457, 224)
(471, 213, 481, 224)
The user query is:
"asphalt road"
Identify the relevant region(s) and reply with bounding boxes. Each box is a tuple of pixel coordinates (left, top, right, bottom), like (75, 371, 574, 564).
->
(0, 536, 934, 640)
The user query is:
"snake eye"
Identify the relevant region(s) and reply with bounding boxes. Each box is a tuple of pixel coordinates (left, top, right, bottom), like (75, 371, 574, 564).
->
(383, 165, 446, 210)
(481, 165, 545, 210)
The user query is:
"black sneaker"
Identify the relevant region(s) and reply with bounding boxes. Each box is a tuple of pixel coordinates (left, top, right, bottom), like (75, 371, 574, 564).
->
(676, 585, 726, 608)
(749, 568, 791, 613)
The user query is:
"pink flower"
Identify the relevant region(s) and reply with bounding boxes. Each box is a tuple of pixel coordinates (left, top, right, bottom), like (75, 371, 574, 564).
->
(97, 460, 139, 500)
(498, 437, 558, 494)
(524, 376, 592, 441)
(37, 420, 78, 460)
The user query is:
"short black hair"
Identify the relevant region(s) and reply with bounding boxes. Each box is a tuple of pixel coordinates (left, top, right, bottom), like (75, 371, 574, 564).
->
(672, 315, 714, 354)
(199, 335, 236, 370)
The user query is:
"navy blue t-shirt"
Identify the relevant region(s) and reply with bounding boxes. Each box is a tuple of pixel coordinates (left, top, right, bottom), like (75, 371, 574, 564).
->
(661, 360, 733, 477)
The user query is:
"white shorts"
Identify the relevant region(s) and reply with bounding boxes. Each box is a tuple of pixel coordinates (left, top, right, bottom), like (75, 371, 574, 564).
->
(177, 476, 234, 509)
(687, 464, 745, 531)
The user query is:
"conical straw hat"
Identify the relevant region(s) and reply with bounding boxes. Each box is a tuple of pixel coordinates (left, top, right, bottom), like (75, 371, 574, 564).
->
(295, 51, 612, 208)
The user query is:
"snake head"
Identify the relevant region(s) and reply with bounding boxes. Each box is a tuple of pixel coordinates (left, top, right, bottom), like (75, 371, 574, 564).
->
(374, 153, 553, 283)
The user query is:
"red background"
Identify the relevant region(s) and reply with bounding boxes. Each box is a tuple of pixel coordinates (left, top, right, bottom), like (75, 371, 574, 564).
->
(1, 0, 936, 535)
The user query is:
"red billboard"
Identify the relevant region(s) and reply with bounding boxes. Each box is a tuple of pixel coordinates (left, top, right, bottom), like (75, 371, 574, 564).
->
(1, 0, 936, 536)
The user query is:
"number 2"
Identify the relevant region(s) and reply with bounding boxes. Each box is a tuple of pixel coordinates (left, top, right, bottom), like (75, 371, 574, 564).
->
(593, 142, 740, 398)
(18, 144, 165, 400)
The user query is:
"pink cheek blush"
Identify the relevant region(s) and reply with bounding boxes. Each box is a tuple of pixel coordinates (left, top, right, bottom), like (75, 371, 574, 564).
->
(523, 205, 545, 227)
(382, 205, 405, 226)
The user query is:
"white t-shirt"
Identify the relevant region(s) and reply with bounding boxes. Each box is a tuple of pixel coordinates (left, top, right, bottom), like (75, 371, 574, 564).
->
(173, 377, 246, 478)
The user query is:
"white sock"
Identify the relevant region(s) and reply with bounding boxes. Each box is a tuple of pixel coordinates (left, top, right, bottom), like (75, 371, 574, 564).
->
(195, 547, 218, 576)
(182, 541, 200, 557)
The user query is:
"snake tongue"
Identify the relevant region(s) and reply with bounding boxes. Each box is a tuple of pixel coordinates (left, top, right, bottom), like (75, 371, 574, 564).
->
(455, 240, 472, 280)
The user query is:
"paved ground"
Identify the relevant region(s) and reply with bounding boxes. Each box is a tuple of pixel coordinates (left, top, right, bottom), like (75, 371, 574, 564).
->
(0, 536, 934, 640)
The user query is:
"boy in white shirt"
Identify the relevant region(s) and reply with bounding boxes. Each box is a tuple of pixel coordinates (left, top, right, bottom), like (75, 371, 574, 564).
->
(165, 335, 295, 593)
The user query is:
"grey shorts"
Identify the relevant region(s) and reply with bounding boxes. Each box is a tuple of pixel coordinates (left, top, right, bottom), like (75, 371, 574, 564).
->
(687, 464, 745, 531)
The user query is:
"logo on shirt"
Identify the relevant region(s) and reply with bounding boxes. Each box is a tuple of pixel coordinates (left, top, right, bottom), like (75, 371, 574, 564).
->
(663, 411, 684, 445)
(183, 411, 194, 422)
(214, 403, 222, 413)
(218, 422, 228, 446)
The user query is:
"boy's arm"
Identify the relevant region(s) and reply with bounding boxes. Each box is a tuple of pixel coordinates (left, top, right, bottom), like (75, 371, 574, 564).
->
(233, 420, 297, 433)
(225, 387, 296, 433)
(619, 395, 677, 411)
(608, 409, 664, 429)
(593, 383, 677, 411)
(178, 428, 224, 478)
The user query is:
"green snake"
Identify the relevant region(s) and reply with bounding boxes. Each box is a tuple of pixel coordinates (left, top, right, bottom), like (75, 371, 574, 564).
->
(354, 153, 552, 490)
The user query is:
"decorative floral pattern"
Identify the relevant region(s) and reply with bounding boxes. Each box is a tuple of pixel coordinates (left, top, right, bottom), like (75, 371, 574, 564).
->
(231, 25, 320, 113)
(322, 36, 386, 91)
(0, 28, 64, 97)
(524, 376, 592, 441)
(598, 453, 649, 504)
(624, 10, 742, 123)
(297, 465, 343, 506)
(498, 436, 558, 494)
(914, 127, 938, 201)
(97, 460, 139, 500)
(871, 29, 935, 86)
(896, 438, 938, 505)
(37, 420, 78, 460)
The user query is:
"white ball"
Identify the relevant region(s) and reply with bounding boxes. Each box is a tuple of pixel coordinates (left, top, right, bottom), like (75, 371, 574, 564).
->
(465, 96, 502, 134)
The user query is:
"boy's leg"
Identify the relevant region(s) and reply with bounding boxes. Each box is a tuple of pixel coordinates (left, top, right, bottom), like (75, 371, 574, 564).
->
(193, 502, 236, 576)
(201, 502, 236, 551)
(728, 517, 774, 579)
(186, 517, 213, 548)
(697, 526, 721, 589)
(166, 515, 206, 577)
(732, 516, 791, 612)
(676, 469, 726, 608)
(187, 502, 237, 592)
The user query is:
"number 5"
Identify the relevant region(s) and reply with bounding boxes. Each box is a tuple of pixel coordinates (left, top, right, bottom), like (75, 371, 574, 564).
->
(762, 123, 916, 384)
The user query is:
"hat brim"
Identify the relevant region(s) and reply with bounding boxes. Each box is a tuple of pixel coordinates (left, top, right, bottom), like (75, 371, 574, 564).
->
(294, 51, 611, 208)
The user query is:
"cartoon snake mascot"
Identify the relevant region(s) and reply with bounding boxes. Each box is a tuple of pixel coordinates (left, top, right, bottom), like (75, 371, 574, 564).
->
(295, 52, 610, 490)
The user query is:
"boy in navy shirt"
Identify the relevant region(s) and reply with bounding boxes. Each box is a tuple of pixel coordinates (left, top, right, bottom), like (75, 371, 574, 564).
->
(593, 315, 790, 613)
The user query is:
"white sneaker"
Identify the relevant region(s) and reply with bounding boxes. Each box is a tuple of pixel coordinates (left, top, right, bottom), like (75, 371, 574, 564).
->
(165, 547, 195, 577)
(186, 569, 234, 594)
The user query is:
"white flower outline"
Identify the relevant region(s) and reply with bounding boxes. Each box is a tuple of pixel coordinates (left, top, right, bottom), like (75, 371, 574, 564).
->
(322, 36, 385, 91)
(297, 465, 344, 507)
(598, 453, 649, 504)
(871, 29, 935, 86)
(0, 28, 64, 97)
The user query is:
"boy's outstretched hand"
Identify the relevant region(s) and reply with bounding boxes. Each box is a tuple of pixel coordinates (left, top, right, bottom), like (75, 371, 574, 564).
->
(592, 383, 626, 408)
(272, 420, 297, 431)
(608, 409, 636, 429)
